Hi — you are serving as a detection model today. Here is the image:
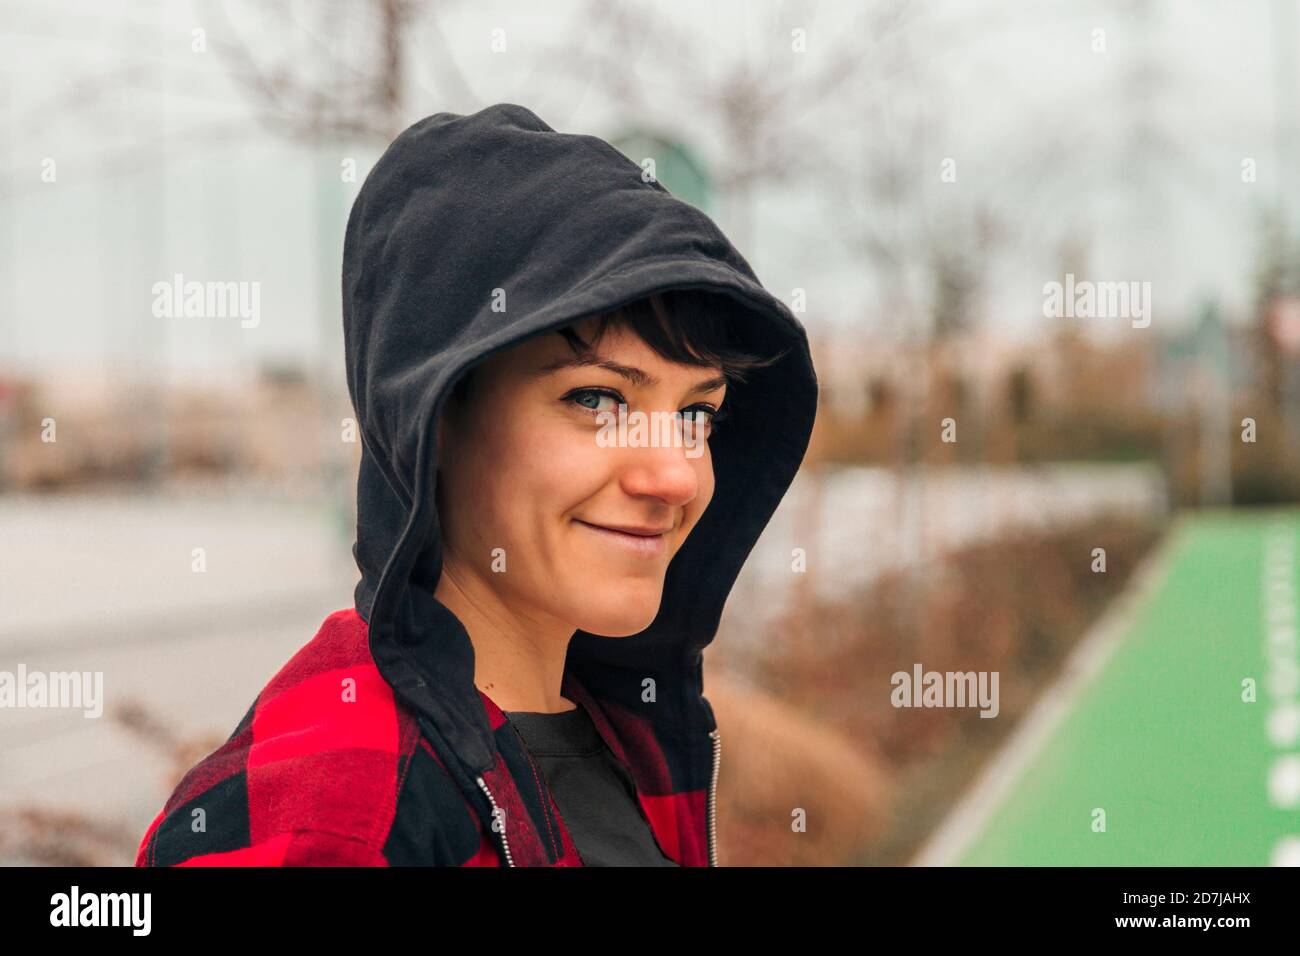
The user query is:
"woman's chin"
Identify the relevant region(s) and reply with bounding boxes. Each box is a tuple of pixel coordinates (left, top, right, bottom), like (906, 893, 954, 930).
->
(573, 595, 663, 637)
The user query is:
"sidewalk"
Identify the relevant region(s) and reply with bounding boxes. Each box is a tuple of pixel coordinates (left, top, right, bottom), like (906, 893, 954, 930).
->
(0, 489, 359, 861)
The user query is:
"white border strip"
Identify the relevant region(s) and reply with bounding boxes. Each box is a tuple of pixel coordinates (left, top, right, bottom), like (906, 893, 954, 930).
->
(909, 513, 1189, 866)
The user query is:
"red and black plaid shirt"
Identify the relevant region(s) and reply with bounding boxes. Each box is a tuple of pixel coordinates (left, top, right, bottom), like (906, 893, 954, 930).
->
(134, 607, 715, 866)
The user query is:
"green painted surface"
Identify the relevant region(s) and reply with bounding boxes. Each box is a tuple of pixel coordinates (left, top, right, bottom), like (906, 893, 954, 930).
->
(957, 507, 1300, 865)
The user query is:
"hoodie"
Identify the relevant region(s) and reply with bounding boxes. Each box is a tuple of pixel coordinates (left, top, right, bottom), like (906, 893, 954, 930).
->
(134, 102, 818, 867)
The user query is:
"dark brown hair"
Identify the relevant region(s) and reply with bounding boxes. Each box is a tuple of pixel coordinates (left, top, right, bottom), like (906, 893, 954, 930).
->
(449, 288, 787, 406)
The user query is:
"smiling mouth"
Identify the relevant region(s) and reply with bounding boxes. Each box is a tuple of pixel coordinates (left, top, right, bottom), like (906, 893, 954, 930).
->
(574, 519, 671, 557)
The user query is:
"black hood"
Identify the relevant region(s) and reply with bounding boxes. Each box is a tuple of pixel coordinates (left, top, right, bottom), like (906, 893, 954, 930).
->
(343, 103, 818, 777)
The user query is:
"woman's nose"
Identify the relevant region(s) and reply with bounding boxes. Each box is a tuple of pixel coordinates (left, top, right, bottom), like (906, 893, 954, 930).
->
(616, 436, 701, 507)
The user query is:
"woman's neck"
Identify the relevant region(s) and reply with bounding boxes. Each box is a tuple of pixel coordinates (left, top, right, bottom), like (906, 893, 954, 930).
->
(433, 559, 576, 714)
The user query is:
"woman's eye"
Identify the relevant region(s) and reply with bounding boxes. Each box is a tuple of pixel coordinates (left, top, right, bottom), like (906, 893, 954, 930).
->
(678, 405, 725, 432)
(567, 388, 622, 415)
(565, 390, 726, 433)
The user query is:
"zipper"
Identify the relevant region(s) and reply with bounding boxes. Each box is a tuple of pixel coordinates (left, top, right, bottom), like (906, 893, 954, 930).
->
(475, 774, 516, 867)
(707, 727, 721, 867)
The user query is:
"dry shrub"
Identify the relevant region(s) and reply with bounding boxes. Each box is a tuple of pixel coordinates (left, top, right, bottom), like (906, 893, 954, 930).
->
(744, 513, 1161, 863)
(702, 670, 891, 866)
(0, 697, 227, 866)
(0, 806, 141, 866)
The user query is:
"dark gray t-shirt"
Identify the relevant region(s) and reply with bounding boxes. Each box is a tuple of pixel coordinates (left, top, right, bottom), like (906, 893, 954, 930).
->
(503, 702, 679, 867)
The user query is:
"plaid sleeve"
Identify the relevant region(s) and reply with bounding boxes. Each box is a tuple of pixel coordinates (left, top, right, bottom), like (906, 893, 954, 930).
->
(133, 610, 421, 867)
(139, 828, 388, 866)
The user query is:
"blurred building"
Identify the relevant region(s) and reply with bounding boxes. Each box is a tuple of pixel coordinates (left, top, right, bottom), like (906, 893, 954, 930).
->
(0, 365, 349, 492)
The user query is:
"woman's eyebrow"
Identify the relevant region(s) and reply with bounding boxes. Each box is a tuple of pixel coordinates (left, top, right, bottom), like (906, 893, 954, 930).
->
(534, 355, 727, 394)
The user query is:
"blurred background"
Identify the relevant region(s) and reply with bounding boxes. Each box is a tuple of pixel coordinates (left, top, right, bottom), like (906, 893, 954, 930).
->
(2, 0, 1298, 866)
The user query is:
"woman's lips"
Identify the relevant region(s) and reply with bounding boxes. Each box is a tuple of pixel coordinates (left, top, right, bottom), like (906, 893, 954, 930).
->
(574, 519, 669, 557)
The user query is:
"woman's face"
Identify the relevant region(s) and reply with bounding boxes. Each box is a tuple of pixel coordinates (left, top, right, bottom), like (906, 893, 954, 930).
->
(436, 316, 727, 637)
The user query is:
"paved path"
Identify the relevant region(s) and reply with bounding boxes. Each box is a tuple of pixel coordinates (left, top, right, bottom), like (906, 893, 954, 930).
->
(915, 506, 1300, 866)
(0, 489, 358, 854)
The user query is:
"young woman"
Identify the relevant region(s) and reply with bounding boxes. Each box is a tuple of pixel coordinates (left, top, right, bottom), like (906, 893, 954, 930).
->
(136, 103, 818, 867)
